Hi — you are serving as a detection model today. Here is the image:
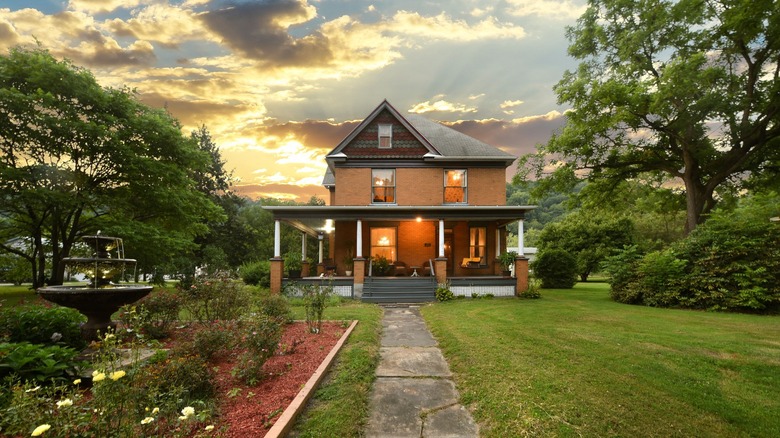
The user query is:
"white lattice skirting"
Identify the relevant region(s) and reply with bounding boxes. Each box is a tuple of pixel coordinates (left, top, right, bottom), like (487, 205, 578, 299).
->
(451, 285, 515, 297)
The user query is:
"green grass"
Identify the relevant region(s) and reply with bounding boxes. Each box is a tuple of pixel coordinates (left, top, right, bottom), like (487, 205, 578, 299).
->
(421, 283, 780, 437)
(0, 284, 45, 308)
(289, 299, 383, 437)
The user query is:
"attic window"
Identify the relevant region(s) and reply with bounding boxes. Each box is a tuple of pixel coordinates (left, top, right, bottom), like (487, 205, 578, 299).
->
(378, 124, 392, 148)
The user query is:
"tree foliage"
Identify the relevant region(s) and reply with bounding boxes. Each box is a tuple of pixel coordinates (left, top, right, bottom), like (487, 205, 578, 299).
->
(537, 211, 635, 281)
(531, 248, 578, 289)
(605, 192, 780, 312)
(520, 0, 780, 233)
(0, 47, 221, 286)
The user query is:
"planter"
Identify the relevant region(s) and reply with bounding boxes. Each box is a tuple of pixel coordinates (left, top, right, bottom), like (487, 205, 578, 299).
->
(345, 270, 353, 276)
(288, 269, 302, 279)
(502, 270, 512, 277)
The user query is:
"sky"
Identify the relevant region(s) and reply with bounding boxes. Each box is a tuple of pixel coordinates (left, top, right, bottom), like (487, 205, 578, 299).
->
(0, 0, 586, 202)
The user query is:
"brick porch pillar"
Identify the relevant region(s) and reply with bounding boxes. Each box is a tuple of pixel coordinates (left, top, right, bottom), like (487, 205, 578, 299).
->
(514, 256, 529, 296)
(352, 257, 366, 299)
(316, 263, 325, 276)
(301, 260, 310, 277)
(270, 258, 284, 294)
(435, 257, 447, 284)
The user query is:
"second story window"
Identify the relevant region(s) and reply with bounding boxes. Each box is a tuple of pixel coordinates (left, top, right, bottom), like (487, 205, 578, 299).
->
(444, 169, 467, 203)
(372, 169, 395, 203)
(378, 124, 392, 148)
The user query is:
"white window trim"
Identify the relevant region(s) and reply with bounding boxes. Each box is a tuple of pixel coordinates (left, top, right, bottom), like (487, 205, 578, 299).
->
(371, 169, 396, 204)
(378, 124, 392, 149)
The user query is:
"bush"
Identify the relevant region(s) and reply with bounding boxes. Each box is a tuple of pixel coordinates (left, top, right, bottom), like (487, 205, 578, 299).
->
(233, 314, 282, 385)
(302, 283, 332, 334)
(0, 342, 85, 385)
(631, 251, 687, 307)
(258, 294, 292, 324)
(240, 260, 270, 287)
(520, 278, 542, 299)
(119, 289, 182, 339)
(182, 272, 251, 322)
(602, 245, 644, 304)
(141, 349, 215, 403)
(191, 321, 238, 361)
(0, 305, 86, 350)
(435, 282, 454, 302)
(531, 249, 578, 289)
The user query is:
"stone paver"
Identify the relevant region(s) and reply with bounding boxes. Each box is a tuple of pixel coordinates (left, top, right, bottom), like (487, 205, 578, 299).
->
(365, 306, 478, 438)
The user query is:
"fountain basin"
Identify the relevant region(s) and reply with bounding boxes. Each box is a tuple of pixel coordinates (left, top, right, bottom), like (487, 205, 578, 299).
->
(37, 285, 152, 341)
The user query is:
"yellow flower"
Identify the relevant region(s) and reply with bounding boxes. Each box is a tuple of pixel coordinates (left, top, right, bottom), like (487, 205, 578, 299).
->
(92, 372, 106, 382)
(25, 386, 41, 393)
(56, 399, 73, 408)
(31, 424, 51, 436)
(109, 370, 126, 381)
(141, 417, 155, 425)
(152, 407, 160, 414)
(205, 425, 215, 431)
(73, 379, 81, 385)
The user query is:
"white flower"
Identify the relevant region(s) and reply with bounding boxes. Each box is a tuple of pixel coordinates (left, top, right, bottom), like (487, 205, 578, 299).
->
(31, 424, 51, 436)
(141, 417, 155, 425)
(50, 332, 62, 342)
(56, 399, 73, 408)
(25, 386, 41, 393)
(179, 406, 195, 420)
(205, 425, 215, 431)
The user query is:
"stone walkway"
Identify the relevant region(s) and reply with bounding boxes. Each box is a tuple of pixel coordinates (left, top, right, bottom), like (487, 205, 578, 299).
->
(365, 306, 479, 438)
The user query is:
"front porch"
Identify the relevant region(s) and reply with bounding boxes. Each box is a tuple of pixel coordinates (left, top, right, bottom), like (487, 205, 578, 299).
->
(265, 205, 533, 301)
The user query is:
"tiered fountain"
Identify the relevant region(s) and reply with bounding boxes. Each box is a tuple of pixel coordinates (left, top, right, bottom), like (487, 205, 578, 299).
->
(37, 234, 152, 341)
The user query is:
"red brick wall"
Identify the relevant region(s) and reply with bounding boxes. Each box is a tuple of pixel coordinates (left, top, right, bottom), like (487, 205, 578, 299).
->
(467, 168, 506, 205)
(334, 168, 371, 206)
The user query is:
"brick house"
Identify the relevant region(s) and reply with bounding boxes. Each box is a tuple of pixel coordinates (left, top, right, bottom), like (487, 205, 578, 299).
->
(264, 100, 534, 301)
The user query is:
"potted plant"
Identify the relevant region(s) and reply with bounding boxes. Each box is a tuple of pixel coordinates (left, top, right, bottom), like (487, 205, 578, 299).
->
(371, 255, 391, 276)
(343, 249, 354, 276)
(498, 251, 518, 276)
(285, 251, 303, 279)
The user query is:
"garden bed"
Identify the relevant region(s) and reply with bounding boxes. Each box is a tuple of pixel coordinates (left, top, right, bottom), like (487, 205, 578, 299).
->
(183, 320, 351, 436)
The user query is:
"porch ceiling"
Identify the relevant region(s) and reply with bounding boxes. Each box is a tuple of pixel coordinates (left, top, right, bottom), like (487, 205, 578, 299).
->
(263, 205, 536, 236)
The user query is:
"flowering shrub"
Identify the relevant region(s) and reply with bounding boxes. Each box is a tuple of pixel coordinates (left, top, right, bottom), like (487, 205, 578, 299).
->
(233, 314, 282, 385)
(258, 293, 292, 324)
(182, 272, 251, 322)
(119, 289, 182, 339)
(0, 332, 214, 437)
(302, 283, 331, 334)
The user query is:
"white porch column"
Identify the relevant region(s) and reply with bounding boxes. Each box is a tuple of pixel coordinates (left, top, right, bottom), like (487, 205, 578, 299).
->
(518, 219, 525, 256)
(496, 228, 501, 257)
(301, 233, 307, 259)
(318, 235, 324, 263)
(438, 219, 445, 258)
(356, 219, 363, 258)
(274, 220, 281, 258)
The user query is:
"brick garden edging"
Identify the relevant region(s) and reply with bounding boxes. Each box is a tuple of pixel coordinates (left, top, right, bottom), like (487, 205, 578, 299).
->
(264, 320, 359, 437)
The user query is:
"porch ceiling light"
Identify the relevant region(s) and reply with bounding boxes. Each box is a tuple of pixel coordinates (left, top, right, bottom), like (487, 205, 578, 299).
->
(378, 236, 390, 246)
(416, 217, 422, 222)
(323, 219, 334, 234)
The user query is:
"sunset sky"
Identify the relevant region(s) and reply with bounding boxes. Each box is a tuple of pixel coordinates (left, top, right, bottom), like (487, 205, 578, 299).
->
(0, 0, 586, 202)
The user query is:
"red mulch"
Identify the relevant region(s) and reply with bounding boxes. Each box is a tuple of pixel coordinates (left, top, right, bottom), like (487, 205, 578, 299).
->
(205, 322, 344, 436)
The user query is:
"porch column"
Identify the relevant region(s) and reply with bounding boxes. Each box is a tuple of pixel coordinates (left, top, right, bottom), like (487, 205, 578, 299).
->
(438, 220, 445, 258)
(274, 220, 281, 258)
(270, 219, 283, 294)
(353, 257, 366, 299)
(518, 219, 525, 256)
(317, 234, 325, 275)
(495, 228, 501, 258)
(356, 219, 363, 258)
(301, 233, 310, 277)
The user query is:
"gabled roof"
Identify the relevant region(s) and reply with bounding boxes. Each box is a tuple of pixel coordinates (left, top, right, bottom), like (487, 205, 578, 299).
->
(325, 99, 516, 163)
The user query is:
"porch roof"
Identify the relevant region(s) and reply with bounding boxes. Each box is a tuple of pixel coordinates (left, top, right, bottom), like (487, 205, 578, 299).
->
(263, 205, 535, 236)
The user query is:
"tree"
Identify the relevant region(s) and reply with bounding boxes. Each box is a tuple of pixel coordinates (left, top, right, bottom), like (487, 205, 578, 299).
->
(537, 211, 635, 281)
(519, 0, 780, 233)
(0, 47, 222, 287)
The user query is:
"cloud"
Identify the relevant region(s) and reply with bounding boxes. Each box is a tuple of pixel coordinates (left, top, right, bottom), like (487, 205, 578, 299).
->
(408, 99, 478, 114)
(67, 0, 146, 14)
(388, 11, 525, 41)
(500, 99, 524, 109)
(505, 0, 587, 20)
(233, 182, 328, 202)
(104, 4, 208, 47)
(199, 0, 328, 67)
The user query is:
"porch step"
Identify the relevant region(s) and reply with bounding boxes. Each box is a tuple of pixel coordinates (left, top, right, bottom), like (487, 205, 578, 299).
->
(361, 277, 437, 303)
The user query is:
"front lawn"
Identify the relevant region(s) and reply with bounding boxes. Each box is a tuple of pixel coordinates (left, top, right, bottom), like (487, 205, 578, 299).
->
(422, 283, 780, 437)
